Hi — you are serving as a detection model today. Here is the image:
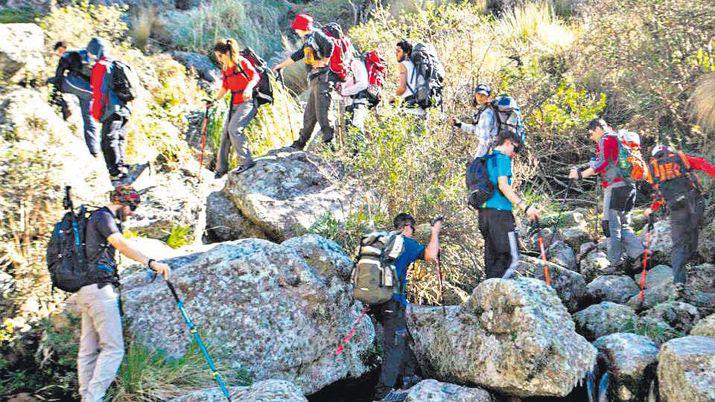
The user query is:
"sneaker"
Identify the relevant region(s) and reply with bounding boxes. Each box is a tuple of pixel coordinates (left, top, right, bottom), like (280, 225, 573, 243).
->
(235, 161, 256, 174)
(290, 141, 305, 150)
(381, 390, 409, 401)
(214, 170, 227, 179)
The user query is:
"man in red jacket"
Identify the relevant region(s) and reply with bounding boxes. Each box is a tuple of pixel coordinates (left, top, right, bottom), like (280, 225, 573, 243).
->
(569, 119, 645, 271)
(644, 145, 714, 296)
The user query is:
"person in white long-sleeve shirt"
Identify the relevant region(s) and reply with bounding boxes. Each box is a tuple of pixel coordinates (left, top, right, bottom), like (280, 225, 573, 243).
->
(450, 84, 497, 157)
(338, 57, 369, 135)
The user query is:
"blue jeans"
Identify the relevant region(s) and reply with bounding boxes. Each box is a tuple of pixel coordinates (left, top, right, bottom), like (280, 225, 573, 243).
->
(61, 74, 99, 155)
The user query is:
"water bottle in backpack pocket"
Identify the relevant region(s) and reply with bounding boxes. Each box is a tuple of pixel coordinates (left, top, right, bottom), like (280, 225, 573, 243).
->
(351, 232, 405, 305)
(466, 155, 495, 209)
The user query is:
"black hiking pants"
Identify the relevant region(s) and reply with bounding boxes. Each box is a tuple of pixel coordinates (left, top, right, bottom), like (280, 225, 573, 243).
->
(373, 299, 418, 398)
(669, 192, 706, 284)
(479, 208, 520, 279)
(100, 113, 128, 177)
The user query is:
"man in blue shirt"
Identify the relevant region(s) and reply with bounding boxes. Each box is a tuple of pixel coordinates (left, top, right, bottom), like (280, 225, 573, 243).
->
(373, 213, 442, 400)
(480, 131, 540, 279)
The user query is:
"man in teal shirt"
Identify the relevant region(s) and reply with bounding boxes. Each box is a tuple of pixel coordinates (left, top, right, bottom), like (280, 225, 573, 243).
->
(479, 131, 540, 279)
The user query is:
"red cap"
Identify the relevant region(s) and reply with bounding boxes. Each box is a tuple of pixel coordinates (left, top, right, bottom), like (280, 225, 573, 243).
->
(291, 13, 314, 31)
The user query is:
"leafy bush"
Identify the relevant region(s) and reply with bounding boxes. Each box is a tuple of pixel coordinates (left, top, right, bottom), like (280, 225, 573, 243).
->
(166, 225, 192, 249)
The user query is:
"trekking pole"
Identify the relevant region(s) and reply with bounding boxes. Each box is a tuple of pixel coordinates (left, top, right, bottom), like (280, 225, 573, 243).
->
(197, 103, 211, 183)
(335, 305, 370, 356)
(546, 179, 575, 249)
(435, 251, 446, 316)
(276, 69, 296, 140)
(638, 214, 654, 303)
(165, 280, 232, 401)
(534, 219, 552, 287)
(63, 186, 73, 211)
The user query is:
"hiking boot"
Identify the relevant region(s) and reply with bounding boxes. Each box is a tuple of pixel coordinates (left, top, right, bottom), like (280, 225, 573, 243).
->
(214, 170, 228, 179)
(290, 141, 305, 150)
(401, 375, 422, 389)
(235, 161, 256, 174)
(380, 390, 409, 402)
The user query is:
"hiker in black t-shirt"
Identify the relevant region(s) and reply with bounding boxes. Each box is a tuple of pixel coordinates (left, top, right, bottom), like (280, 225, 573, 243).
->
(77, 185, 169, 401)
(273, 13, 337, 150)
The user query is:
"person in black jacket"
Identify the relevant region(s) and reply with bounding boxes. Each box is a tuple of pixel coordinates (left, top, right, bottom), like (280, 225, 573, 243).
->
(49, 41, 100, 156)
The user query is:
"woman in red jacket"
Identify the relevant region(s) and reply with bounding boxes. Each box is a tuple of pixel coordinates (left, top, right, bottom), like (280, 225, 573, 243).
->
(207, 38, 260, 178)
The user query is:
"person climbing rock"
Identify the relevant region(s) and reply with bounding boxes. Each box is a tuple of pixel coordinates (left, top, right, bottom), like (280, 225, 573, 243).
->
(87, 37, 132, 185)
(392, 39, 425, 119)
(569, 118, 644, 272)
(49, 40, 99, 157)
(481, 130, 539, 279)
(206, 38, 260, 179)
(644, 145, 715, 298)
(373, 213, 442, 401)
(76, 185, 170, 402)
(450, 84, 498, 157)
(273, 13, 337, 150)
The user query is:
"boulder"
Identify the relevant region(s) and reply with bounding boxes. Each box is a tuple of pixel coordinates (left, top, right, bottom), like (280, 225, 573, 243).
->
(0, 24, 45, 83)
(168, 379, 307, 402)
(281, 234, 353, 281)
(204, 190, 268, 243)
(641, 301, 700, 333)
(407, 278, 596, 397)
(690, 313, 715, 337)
(223, 148, 357, 242)
(561, 226, 592, 251)
(657, 336, 715, 402)
(682, 264, 715, 316)
(593, 333, 659, 402)
(632, 264, 673, 288)
(626, 265, 675, 311)
(645, 220, 672, 264)
(171, 51, 221, 83)
(404, 379, 495, 402)
(586, 275, 639, 304)
(698, 207, 715, 262)
(580, 251, 611, 283)
(122, 236, 375, 395)
(513, 256, 587, 312)
(547, 240, 577, 271)
(634, 316, 681, 344)
(573, 302, 638, 341)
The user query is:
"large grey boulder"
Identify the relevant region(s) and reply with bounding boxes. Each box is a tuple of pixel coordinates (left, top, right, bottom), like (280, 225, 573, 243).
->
(223, 148, 357, 242)
(0, 24, 45, 83)
(657, 336, 715, 402)
(404, 379, 495, 402)
(641, 301, 700, 334)
(171, 51, 221, 83)
(573, 302, 638, 341)
(407, 278, 596, 397)
(626, 265, 675, 311)
(681, 263, 715, 316)
(547, 240, 577, 271)
(513, 256, 587, 312)
(204, 190, 268, 242)
(122, 236, 374, 395)
(580, 251, 611, 283)
(593, 333, 659, 402)
(168, 380, 307, 402)
(586, 275, 639, 304)
(690, 313, 715, 337)
(561, 226, 592, 252)
(646, 220, 672, 264)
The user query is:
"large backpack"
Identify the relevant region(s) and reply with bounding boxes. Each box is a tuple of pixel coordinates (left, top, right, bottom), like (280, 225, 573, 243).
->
(322, 23, 353, 82)
(610, 129, 649, 181)
(351, 232, 405, 305)
(466, 155, 495, 209)
(363, 50, 387, 109)
(46, 191, 92, 293)
(407, 43, 445, 109)
(109, 60, 140, 103)
(239, 47, 274, 107)
(488, 95, 525, 145)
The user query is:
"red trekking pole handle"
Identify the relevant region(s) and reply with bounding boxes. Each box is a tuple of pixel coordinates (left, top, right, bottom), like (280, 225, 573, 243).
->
(197, 103, 211, 181)
(534, 219, 551, 287)
(639, 215, 655, 303)
(335, 305, 369, 356)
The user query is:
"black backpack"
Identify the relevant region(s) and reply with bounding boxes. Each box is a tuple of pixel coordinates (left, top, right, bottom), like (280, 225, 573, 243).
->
(466, 155, 495, 209)
(407, 43, 445, 109)
(46, 188, 92, 293)
(110, 60, 140, 103)
(239, 47, 274, 107)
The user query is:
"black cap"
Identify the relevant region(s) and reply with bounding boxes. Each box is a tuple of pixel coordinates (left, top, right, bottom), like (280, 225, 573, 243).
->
(474, 84, 491, 96)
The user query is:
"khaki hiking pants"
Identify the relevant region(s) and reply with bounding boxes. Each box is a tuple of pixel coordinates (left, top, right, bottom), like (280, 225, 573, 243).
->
(216, 100, 258, 174)
(77, 284, 124, 402)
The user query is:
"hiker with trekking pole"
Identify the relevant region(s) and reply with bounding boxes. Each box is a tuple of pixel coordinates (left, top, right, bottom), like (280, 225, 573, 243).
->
(205, 39, 260, 179)
(568, 118, 646, 274)
(348, 213, 442, 401)
(643, 144, 715, 299)
(46, 186, 170, 402)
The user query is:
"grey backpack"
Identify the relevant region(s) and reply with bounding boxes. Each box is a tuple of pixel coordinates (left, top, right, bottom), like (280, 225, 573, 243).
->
(351, 232, 405, 305)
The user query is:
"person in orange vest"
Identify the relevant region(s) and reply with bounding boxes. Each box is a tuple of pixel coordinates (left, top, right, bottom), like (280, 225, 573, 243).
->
(272, 13, 336, 150)
(206, 38, 260, 179)
(644, 145, 715, 297)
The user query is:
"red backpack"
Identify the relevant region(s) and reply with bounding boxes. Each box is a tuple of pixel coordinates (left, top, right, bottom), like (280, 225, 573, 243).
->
(363, 50, 386, 108)
(322, 23, 353, 82)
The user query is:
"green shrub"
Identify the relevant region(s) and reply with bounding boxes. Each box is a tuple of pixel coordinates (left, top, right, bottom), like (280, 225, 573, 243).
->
(166, 225, 192, 249)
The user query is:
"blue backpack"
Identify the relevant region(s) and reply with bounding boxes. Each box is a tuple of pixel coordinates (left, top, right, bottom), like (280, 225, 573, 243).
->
(466, 154, 495, 209)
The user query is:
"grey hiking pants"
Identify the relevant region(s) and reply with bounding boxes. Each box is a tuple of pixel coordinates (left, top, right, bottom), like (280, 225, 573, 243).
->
(670, 193, 705, 284)
(603, 182, 644, 265)
(296, 74, 334, 147)
(61, 73, 99, 155)
(77, 284, 124, 402)
(101, 114, 128, 177)
(216, 100, 257, 174)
